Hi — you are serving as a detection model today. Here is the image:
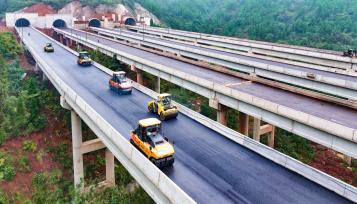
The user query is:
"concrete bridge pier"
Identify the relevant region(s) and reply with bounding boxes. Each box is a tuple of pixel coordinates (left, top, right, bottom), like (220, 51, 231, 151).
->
(59, 34, 64, 44)
(65, 38, 70, 47)
(209, 99, 228, 125)
(61, 97, 115, 190)
(253, 118, 275, 148)
(217, 104, 228, 126)
(238, 112, 249, 136)
(131, 65, 143, 85)
(137, 70, 143, 85)
(71, 110, 84, 188)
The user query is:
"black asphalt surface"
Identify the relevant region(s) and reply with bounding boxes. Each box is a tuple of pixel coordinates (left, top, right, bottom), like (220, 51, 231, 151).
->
(22, 27, 353, 203)
(64, 28, 357, 130)
(105, 27, 357, 83)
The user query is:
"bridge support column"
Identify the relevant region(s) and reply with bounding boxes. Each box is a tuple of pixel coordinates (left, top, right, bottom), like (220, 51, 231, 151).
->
(253, 118, 275, 148)
(66, 38, 70, 47)
(239, 112, 249, 136)
(61, 97, 115, 190)
(130, 65, 144, 85)
(105, 150, 115, 186)
(263, 124, 275, 148)
(59, 34, 64, 44)
(253, 118, 261, 141)
(217, 104, 228, 126)
(136, 70, 143, 85)
(71, 111, 84, 189)
(209, 98, 228, 126)
(156, 76, 161, 93)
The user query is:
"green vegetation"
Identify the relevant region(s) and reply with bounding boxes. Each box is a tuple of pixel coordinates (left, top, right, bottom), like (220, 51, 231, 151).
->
(0, 33, 46, 143)
(138, 0, 357, 51)
(2, 0, 355, 50)
(0, 152, 15, 181)
(0, 30, 154, 203)
(265, 128, 315, 163)
(0, 0, 132, 13)
(22, 140, 37, 152)
(17, 155, 31, 173)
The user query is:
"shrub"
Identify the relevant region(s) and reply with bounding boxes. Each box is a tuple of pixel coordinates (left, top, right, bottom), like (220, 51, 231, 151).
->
(0, 189, 10, 204)
(3, 165, 15, 181)
(49, 142, 71, 169)
(22, 140, 37, 152)
(0, 152, 15, 181)
(0, 129, 5, 146)
(17, 156, 31, 173)
(275, 128, 315, 163)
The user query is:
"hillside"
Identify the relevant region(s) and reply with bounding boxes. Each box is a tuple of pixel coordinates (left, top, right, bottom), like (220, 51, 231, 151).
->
(1, 0, 356, 51)
(137, 0, 357, 51)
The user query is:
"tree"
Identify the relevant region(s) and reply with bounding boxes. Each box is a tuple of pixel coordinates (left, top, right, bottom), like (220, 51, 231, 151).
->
(0, 55, 8, 123)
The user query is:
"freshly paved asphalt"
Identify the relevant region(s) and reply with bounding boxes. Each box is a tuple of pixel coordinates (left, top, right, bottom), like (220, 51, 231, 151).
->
(65, 28, 357, 130)
(22, 27, 352, 204)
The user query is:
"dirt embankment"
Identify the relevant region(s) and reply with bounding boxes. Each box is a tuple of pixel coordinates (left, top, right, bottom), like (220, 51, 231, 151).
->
(310, 144, 357, 186)
(0, 111, 71, 198)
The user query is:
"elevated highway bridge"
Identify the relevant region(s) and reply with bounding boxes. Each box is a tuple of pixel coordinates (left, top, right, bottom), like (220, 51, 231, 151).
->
(126, 25, 357, 75)
(14, 25, 357, 203)
(90, 26, 357, 101)
(53, 28, 357, 161)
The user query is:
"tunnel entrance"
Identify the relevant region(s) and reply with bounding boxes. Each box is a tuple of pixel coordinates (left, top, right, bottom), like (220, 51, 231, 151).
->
(15, 18, 30, 27)
(53, 19, 66, 28)
(88, 19, 101, 27)
(124, 18, 136, 26)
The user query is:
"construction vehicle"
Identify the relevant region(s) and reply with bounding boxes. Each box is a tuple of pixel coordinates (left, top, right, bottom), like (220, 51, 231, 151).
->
(130, 118, 175, 168)
(44, 43, 54, 52)
(109, 71, 132, 94)
(147, 93, 178, 120)
(77, 51, 92, 66)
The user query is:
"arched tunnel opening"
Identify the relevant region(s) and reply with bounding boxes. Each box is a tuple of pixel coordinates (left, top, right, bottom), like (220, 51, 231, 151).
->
(124, 18, 136, 26)
(15, 18, 30, 27)
(53, 19, 66, 28)
(88, 19, 101, 27)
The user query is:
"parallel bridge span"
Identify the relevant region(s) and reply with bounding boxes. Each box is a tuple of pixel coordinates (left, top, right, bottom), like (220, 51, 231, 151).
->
(54, 28, 357, 160)
(127, 25, 357, 74)
(91, 26, 357, 100)
(17, 26, 357, 203)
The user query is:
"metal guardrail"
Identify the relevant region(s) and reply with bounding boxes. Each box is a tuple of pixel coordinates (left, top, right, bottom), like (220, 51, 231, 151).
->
(54, 28, 357, 150)
(21, 27, 357, 203)
(127, 25, 357, 74)
(19, 27, 196, 204)
(92, 27, 357, 100)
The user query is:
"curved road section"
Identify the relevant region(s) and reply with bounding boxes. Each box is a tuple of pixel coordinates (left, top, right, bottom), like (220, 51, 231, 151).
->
(22, 27, 352, 203)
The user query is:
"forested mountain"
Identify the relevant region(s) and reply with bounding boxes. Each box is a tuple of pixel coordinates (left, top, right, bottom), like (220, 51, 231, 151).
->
(1, 0, 356, 50)
(137, 0, 357, 51)
(0, 0, 134, 13)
